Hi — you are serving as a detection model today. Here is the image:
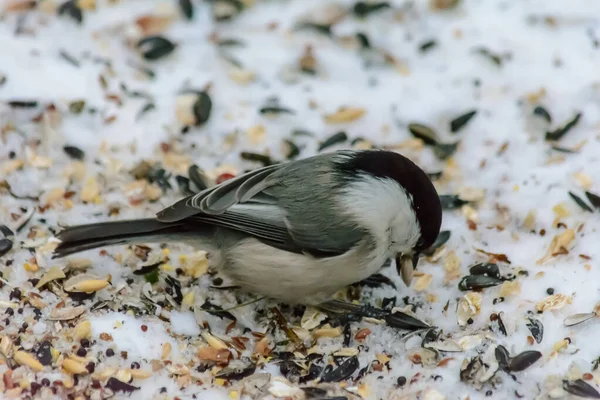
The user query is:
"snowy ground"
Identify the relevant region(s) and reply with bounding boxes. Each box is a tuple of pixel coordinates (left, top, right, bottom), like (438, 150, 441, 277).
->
(2, 0, 600, 399)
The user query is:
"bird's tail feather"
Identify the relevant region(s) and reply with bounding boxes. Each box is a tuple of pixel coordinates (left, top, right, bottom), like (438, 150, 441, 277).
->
(52, 218, 206, 258)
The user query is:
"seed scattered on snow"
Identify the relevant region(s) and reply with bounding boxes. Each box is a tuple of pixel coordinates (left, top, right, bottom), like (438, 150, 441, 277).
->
(536, 293, 571, 312)
(324, 107, 366, 124)
(14, 350, 44, 372)
(563, 312, 596, 327)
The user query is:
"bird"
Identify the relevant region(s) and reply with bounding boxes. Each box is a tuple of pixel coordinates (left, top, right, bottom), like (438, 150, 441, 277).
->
(52, 149, 442, 306)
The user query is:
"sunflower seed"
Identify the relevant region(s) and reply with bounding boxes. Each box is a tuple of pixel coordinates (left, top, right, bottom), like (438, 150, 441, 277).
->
(564, 312, 596, 327)
(296, 22, 333, 37)
(569, 191, 593, 212)
(433, 142, 459, 160)
(495, 345, 510, 371)
(59, 50, 80, 67)
(240, 152, 275, 166)
(57, 0, 82, 24)
(216, 364, 257, 381)
(281, 139, 301, 159)
(563, 379, 600, 399)
(469, 263, 500, 278)
(458, 275, 502, 291)
(450, 110, 477, 133)
(356, 32, 371, 48)
(319, 131, 348, 151)
(585, 191, 600, 210)
(533, 105, 552, 123)
(8, 100, 38, 108)
(473, 47, 503, 67)
(408, 123, 438, 145)
(259, 106, 295, 115)
(63, 145, 85, 160)
(352, 1, 391, 18)
(320, 356, 359, 382)
(526, 318, 543, 343)
(439, 194, 469, 210)
(0, 239, 12, 258)
(509, 350, 542, 372)
(546, 112, 582, 141)
(179, 0, 194, 20)
(423, 230, 451, 256)
(419, 40, 437, 53)
(137, 36, 177, 61)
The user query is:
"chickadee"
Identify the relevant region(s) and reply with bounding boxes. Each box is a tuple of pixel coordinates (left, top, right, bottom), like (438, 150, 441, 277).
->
(53, 149, 442, 305)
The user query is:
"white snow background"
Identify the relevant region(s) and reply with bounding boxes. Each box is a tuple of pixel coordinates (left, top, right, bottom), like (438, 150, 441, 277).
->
(2, 0, 600, 399)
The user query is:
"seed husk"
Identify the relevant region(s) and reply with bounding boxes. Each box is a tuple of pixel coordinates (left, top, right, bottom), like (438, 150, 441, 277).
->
(585, 191, 600, 210)
(458, 275, 502, 291)
(63, 145, 85, 160)
(495, 345, 510, 371)
(352, 1, 391, 18)
(105, 377, 139, 393)
(179, 0, 194, 20)
(419, 40, 437, 53)
(57, 0, 83, 24)
(508, 350, 542, 372)
(450, 110, 477, 133)
(259, 106, 295, 115)
(8, 100, 38, 108)
(439, 195, 469, 210)
(35, 341, 52, 366)
(0, 239, 12, 257)
(36, 266, 66, 289)
(318, 131, 348, 151)
(188, 165, 210, 191)
(240, 152, 274, 166)
(136, 103, 156, 121)
(563, 379, 600, 399)
(136, 36, 177, 61)
(191, 91, 212, 125)
(473, 47, 503, 67)
(296, 22, 333, 37)
(320, 355, 359, 382)
(433, 142, 459, 160)
(533, 105, 552, 123)
(408, 123, 438, 145)
(564, 312, 596, 327)
(546, 112, 582, 141)
(211, 0, 244, 21)
(216, 364, 257, 381)
(423, 230, 451, 256)
(525, 318, 543, 343)
(569, 191, 593, 212)
(14, 350, 44, 372)
(281, 139, 301, 159)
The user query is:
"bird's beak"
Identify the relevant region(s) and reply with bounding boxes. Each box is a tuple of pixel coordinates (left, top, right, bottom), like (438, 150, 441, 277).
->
(396, 251, 421, 287)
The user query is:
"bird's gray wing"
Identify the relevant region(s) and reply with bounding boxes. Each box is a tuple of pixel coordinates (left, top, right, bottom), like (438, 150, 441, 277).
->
(156, 153, 364, 257)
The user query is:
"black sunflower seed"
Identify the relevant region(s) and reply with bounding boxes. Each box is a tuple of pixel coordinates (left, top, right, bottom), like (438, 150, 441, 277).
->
(179, 0, 194, 20)
(303, 387, 329, 399)
(433, 142, 459, 160)
(259, 106, 295, 115)
(132, 261, 161, 276)
(585, 191, 600, 210)
(496, 312, 507, 336)
(533, 105, 552, 123)
(352, 1, 390, 18)
(215, 364, 256, 381)
(458, 275, 502, 291)
(509, 351, 542, 372)
(165, 276, 183, 304)
(105, 378, 139, 393)
(474, 47, 503, 67)
(495, 345, 510, 371)
(551, 145, 577, 153)
(469, 263, 500, 279)
(176, 176, 194, 196)
(563, 380, 600, 399)
(200, 300, 236, 321)
(299, 362, 323, 383)
(526, 318, 543, 343)
(419, 40, 437, 53)
(57, 0, 82, 24)
(0, 238, 13, 257)
(59, 50, 80, 67)
(408, 123, 438, 145)
(188, 165, 210, 192)
(36, 341, 53, 366)
(8, 100, 38, 108)
(296, 23, 333, 37)
(240, 152, 274, 166)
(69, 100, 85, 114)
(386, 311, 430, 330)
(450, 110, 477, 133)
(191, 91, 212, 125)
(423, 230, 451, 256)
(546, 112, 582, 141)
(281, 139, 301, 159)
(439, 194, 469, 210)
(66, 290, 96, 303)
(136, 103, 156, 121)
(569, 191, 593, 212)
(319, 131, 348, 151)
(63, 145, 85, 160)
(320, 356, 359, 382)
(217, 38, 245, 47)
(356, 273, 395, 289)
(356, 32, 371, 49)
(136, 36, 177, 61)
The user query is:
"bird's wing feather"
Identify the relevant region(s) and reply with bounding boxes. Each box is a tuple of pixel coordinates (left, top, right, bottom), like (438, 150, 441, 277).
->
(156, 153, 364, 257)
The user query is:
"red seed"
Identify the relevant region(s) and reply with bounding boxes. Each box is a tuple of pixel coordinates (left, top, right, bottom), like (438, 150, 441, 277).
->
(141, 325, 148, 332)
(216, 173, 235, 185)
(354, 328, 371, 341)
